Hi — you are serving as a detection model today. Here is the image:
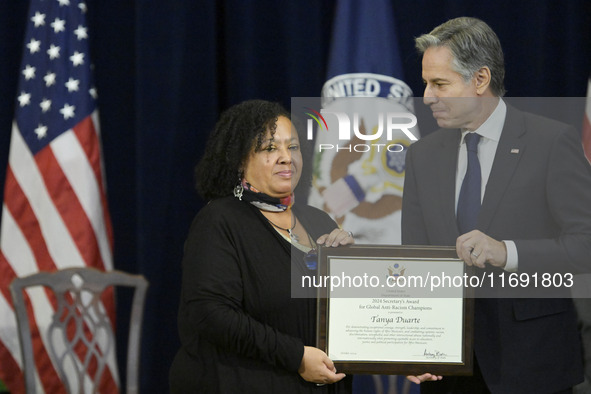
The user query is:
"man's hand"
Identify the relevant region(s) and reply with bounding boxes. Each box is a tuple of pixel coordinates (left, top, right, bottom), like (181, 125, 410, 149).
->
(456, 230, 507, 269)
(317, 228, 355, 247)
(406, 373, 443, 384)
(298, 346, 346, 384)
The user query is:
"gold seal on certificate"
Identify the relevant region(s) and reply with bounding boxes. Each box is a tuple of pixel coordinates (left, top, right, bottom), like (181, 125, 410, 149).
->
(316, 245, 474, 375)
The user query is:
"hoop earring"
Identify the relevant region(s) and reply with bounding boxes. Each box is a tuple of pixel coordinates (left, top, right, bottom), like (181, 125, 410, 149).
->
(233, 173, 244, 200)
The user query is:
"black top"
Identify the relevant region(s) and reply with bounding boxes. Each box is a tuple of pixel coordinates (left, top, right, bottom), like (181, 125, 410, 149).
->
(169, 196, 352, 393)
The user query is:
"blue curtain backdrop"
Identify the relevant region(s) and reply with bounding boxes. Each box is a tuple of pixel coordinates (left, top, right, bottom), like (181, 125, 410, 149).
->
(0, 1, 590, 392)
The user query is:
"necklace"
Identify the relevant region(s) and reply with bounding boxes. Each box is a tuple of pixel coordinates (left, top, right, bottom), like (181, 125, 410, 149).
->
(303, 232, 317, 270)
(266, 212, 299, 242)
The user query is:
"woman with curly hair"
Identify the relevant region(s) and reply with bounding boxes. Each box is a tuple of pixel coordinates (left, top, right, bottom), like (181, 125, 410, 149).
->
(169, 100, 353, 393)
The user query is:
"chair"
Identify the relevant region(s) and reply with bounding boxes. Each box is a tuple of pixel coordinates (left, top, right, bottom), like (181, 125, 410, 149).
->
(10, 267, 148, 394)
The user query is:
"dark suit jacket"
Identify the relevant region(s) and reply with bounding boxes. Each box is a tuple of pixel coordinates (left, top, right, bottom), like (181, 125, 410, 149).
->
(402, 104, 591, 393)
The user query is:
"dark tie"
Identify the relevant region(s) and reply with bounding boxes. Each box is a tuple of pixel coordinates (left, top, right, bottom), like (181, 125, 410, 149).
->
(457, 133, 482, 234)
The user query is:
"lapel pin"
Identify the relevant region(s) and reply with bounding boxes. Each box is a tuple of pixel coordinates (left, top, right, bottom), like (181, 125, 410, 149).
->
(510, 148, 520, 154)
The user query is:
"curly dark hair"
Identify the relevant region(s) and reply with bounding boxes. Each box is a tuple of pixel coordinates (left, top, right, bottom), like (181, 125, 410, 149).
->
(195, 100, 312, 201)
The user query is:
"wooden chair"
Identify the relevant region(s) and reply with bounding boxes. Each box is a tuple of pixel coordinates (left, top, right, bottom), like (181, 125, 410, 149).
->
(10, 267, 148, 394)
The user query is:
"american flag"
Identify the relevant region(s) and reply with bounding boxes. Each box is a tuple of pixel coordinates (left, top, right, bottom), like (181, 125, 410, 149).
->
(0, 0, 117, 392)
(584, 77, 591, 162)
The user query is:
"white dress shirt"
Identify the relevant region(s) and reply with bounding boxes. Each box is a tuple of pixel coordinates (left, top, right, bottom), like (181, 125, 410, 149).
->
(455, 99, 518, 271)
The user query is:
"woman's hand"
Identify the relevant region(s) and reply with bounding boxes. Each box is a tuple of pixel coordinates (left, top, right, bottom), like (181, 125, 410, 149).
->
(298, 346, 346, 384)
(406, 373, 443, 384)
(316, 228, 354, 247)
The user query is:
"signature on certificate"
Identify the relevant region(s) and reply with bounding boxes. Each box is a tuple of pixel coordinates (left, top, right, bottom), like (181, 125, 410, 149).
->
(423, 349, 448, 360)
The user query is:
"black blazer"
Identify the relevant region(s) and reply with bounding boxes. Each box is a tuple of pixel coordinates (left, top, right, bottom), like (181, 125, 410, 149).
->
(170, 196, 352, 393)
(402, 104, 591, 393)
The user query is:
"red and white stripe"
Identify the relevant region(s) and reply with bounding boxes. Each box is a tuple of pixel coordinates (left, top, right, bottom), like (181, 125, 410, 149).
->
(0, 112, 117, 393)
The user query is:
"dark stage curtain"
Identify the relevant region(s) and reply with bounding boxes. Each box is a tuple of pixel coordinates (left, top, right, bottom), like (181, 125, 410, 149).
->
(1, 1, 590, 392)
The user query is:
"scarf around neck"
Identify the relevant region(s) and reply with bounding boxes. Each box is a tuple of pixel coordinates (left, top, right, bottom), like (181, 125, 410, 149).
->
(239, 179, 294, 212)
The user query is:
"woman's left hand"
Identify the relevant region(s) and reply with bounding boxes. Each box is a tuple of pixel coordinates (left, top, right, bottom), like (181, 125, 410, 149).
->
(316, 229, 354, 247)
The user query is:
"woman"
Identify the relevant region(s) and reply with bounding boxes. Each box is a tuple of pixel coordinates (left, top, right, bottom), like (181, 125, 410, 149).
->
(169, 100, 353, 393)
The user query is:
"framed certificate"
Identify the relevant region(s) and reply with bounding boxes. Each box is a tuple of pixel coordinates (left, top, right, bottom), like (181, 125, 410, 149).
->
(316, 245, 474, 376)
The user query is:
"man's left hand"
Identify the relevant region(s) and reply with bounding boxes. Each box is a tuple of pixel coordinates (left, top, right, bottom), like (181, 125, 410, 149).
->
(456, 230, 507, 269)
(317, 228, 355, 247)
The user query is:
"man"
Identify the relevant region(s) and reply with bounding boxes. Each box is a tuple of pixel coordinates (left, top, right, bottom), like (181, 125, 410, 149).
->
(401, 17, 591, 393)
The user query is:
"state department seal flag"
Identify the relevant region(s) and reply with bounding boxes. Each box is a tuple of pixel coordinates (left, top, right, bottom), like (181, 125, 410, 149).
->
(583, 77, 591, 162)
(306, 2, 417, 391)
(0, 0, 117, 392)
(308, 0, 419, 247)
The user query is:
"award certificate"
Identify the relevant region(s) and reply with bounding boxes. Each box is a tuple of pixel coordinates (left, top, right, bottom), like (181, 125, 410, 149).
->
(316, 245, 473, 375)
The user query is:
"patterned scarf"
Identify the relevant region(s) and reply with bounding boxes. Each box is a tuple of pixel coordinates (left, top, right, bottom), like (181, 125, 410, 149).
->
(238, 179, 294, 212)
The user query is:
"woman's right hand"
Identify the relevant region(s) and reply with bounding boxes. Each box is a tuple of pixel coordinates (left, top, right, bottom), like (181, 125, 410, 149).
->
(298, 346, 346, 384)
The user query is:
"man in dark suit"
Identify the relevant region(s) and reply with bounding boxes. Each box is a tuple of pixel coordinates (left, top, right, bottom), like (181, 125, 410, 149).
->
(401, 17, 591, 393)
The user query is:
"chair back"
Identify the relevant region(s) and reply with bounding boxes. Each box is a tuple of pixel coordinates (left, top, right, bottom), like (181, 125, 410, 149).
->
(10, 267, 148, 394)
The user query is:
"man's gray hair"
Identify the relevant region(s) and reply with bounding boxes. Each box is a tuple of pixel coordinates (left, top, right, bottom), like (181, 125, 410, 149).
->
(415, 17, 506, 97)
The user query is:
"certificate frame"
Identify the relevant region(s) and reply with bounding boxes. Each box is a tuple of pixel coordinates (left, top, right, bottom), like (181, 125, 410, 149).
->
(316, 244, 474, 376)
